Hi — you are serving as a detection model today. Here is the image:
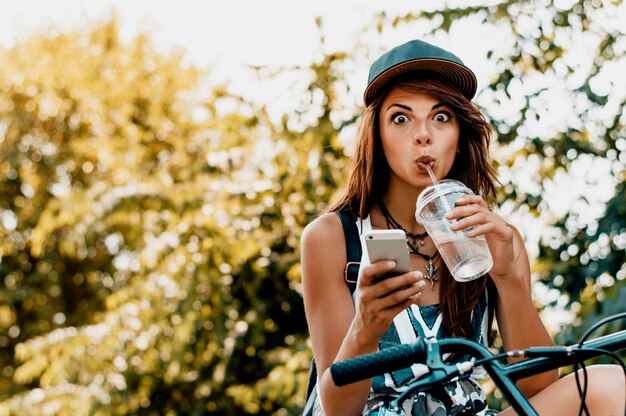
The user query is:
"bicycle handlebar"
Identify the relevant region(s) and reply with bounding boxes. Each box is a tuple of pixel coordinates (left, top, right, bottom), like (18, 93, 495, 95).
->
(330, 340, 426, 386)
(330, 329, 626, 415)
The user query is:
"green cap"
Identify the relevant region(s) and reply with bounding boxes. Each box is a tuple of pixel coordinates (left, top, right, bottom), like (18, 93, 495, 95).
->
(364, 39, 477, 105)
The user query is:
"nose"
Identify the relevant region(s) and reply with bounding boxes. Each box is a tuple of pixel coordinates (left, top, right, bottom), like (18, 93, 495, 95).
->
(413, 121, 431, 145)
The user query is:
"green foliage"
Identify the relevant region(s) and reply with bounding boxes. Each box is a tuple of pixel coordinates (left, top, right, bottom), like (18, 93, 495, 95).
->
(0, 15, 353, 415)
(379, 0, 626, 403)
(0, 1, 624, 414)
(383, 0, 625, 315)
(483, 0, 626, 327)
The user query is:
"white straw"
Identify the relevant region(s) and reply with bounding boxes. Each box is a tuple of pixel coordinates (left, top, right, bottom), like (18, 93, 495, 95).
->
(425, 165, 453, 213)
(426, 165, 438, 185)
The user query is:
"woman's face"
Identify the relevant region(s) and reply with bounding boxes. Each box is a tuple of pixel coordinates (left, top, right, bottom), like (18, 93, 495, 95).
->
(378, 87, 460, 189)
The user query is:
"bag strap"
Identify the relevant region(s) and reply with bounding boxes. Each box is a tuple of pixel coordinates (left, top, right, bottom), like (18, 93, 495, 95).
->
(337, 210, 361, 294)
(303, 358, 317, 415)
(304, 210, 362, 412)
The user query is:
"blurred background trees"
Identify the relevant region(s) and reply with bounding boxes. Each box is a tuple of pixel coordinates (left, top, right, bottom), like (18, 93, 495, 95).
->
(0, 0, 624, 414)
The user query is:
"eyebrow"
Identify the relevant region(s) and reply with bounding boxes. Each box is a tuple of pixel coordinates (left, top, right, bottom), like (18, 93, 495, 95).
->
(385, 102, 447, 112)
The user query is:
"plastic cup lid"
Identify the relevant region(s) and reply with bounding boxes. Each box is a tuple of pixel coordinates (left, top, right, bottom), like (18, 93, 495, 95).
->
(415, 179, 471, 222)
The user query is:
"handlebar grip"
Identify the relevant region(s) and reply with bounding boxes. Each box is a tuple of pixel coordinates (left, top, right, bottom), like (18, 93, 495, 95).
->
(331, 340, 425, 386)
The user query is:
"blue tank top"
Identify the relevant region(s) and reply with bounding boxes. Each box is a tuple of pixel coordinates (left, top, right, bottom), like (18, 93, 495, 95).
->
(356, 216, 491, 396)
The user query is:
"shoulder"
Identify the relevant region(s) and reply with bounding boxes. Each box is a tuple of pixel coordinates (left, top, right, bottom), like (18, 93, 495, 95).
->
(301, 212, 349, 288)
(301, 212, 344, 248)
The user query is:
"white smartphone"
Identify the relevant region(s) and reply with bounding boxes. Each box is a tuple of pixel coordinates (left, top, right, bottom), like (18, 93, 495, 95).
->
(363, 229, 411, 280)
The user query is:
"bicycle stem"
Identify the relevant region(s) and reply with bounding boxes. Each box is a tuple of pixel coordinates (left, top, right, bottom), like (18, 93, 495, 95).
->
(330, 330, 626, 415)
(435, 338, 539, 415)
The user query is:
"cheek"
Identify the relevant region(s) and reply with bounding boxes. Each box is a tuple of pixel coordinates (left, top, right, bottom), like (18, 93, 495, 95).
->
(441, 132, 460, 169)
(444, 128, 460, 151)
(380, 129, 405, 154)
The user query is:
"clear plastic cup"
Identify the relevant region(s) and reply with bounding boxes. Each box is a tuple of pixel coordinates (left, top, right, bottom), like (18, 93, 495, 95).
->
(415, 179, 493, 282)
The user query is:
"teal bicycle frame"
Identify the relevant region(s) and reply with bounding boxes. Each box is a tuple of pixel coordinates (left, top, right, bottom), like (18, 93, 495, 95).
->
(331, 329, 626, 415)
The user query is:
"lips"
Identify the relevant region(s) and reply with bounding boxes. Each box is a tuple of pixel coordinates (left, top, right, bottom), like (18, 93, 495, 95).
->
(415, 155, 435, 170)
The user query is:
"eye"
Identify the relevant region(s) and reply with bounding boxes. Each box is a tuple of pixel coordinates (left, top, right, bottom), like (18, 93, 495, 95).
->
(433, 111, 452, 123)
(391, 113, 410, 124)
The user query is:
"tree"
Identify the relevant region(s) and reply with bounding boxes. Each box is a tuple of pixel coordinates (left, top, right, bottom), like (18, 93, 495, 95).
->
(380, 0, 625, 336)
(1, 1, 624, 414)
(0, 15, 352, 415)
(371, 0, 625, 405)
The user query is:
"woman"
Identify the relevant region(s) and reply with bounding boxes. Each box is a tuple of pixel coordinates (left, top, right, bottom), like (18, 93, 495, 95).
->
(301, 39, 624, 415)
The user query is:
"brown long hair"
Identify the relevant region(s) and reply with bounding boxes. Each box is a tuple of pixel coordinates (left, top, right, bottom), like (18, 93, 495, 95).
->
(328, 71, 498, 337)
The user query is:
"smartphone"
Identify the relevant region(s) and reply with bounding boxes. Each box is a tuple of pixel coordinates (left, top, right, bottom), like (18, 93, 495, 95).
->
(363, 229, 411, 280)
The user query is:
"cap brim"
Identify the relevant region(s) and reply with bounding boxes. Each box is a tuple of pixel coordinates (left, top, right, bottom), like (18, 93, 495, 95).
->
(363, 58, 477, 105)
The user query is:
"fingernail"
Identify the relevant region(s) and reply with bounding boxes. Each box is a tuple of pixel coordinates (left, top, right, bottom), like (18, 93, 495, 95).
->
(413, 271, 422, 280)
(387, 260, 396, 268)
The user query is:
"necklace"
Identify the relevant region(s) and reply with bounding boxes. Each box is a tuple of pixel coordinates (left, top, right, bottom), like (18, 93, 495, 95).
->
(378, 202, 428, 249)
(378, 201, 439, 288)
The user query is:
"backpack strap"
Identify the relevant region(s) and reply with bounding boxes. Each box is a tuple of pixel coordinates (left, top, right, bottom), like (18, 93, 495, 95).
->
(303, 359, 317, 416)
(337, 209, 361, 294)
(304, 210, 362, 413)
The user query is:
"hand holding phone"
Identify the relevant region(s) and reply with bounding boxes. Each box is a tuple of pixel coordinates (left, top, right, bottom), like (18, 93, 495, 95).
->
(364, 229, 411, 281)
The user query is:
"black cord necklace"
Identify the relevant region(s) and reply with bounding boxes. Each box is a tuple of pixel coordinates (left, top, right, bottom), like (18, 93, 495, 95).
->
(378, 201, 439, 288)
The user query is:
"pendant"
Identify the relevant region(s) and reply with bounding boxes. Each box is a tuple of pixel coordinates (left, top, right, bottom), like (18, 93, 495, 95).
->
(408, 234, 427, 248)
(424, 258, 438, 289)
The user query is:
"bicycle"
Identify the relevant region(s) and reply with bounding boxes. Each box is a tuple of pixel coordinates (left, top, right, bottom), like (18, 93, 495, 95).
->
(330, 312, 626, 415)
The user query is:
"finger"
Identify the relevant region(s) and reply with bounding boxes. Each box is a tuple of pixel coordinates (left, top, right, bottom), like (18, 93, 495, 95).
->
(467, 223, 513, 241)
(454, 220, 513, 244)
(462, 222, 495, 237)
(448, 210, 491, 231)
(360, 260, 398, 286)
(377, 279, 427, 312)
(452, 212, 510, 236)
(454, 194, 488, 208)
(446, 203, 488, 221)
(374, 271, 424, 295)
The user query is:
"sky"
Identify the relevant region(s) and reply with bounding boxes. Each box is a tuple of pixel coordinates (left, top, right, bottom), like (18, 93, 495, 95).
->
(1, 2, 622, 225)
(0, 1, 400, 78)
(1, 2, 620, 232)
(0, 0, 501, 106)
(2, 1, 624, 330)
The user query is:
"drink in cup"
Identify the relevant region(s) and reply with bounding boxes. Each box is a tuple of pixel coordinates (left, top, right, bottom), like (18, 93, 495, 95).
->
(415, 179, 493, 282)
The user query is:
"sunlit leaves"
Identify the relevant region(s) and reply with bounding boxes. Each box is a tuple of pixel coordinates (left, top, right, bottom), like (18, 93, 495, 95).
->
(0, 9, 357, 413)
(1, 2, 625, 414)
(417, 1, 625, 319)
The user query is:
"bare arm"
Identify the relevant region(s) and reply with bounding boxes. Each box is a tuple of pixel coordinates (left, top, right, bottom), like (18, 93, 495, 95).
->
(448, 196, 558, 397)
(301, 213, 426, 415)
(491, 226, 558, 397)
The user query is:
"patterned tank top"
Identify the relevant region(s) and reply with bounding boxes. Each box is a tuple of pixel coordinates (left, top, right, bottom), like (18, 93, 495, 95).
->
(355, 216, 495, 415)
